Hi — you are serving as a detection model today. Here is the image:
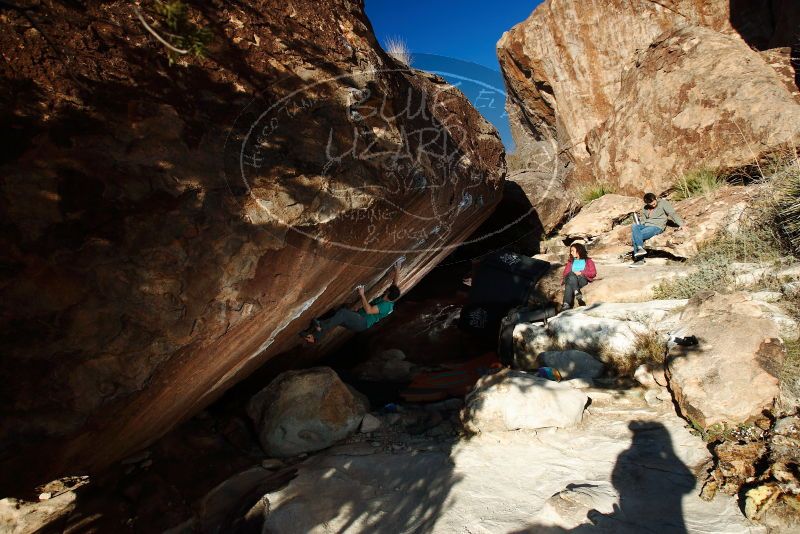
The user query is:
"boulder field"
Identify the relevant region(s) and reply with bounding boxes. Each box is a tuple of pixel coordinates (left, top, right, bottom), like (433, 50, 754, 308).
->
(0, 0, 505, 490)
(2, 0, 800, 532)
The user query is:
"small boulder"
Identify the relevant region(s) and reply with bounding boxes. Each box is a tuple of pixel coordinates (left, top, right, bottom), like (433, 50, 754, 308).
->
(564, 378, 594, 389)
(535, 350, 604, 379)
(247, 367, 367, 457)
(771, 415, 800, 495)
(359, 414, 382, 433)
(582, 263, 695, 304)
(783, 281, 800, 298)
(667, 292, 785, 429)
(560, 194, 641, 241)
(198, 466, 274, 532)
(462, 369, 587, 433)
(514, 313, 647, 363)
(351, 349, 415, 382)
(634, 364, 667, 389)
(537, 482, 617, 530)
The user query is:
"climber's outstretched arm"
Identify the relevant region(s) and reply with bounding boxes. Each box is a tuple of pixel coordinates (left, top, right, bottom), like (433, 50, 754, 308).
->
(357, 285, 379, 314)
(392, 256, 404, 286)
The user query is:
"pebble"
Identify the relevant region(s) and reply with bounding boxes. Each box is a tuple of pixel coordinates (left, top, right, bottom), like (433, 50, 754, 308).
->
(359, 413, 382, 433)
(644, 389, 662, 406)
(38, 492, 51, 501)
(261, 459, 284, 470)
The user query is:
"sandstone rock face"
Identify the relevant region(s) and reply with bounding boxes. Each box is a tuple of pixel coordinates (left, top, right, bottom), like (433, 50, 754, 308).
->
(588, 26, 800, 194)
(498, 0, 800, 196)
(507, 169, 579, 235)
(462, 370, 587, 432)
(247, 367, 366, 457)
(579, 300, 688, 326)
(499, 0, 729, 169)
(560, 194, 640, 241)
(667, 292, 785, 429)
(0, 0, 505, 488)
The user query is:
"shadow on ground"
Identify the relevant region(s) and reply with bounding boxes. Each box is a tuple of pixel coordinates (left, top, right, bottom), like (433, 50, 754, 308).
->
(509, 421, 694, 533)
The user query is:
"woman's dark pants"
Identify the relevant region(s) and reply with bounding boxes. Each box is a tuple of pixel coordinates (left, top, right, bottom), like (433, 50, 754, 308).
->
(316, 308, 369, 341)
(562, 273, 589, 306)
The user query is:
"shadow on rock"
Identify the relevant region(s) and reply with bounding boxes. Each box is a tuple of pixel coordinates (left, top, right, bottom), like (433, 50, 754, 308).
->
(260, 438, 460, 533)
(510, 420, 695, 533)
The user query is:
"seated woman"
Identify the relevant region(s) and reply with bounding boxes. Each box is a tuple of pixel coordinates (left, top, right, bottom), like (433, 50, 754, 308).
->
(560, 242, 596, 312)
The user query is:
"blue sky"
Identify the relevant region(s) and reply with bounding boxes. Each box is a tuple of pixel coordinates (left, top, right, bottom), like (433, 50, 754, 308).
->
(365, 1, 543, 149)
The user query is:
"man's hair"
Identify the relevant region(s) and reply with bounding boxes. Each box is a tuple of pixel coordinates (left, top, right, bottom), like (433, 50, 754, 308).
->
(643, 192, 657, 203)
(385, 284, 401, 301)
(570, 242, 588, 260)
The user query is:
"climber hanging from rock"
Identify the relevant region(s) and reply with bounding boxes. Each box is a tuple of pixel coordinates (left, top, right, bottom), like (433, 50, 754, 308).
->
(301, 257, 404, 344)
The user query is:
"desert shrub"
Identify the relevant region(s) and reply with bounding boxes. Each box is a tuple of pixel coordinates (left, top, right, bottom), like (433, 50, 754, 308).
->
(632, 330, 667, 366)
(768, 154, 800, 255)
(156, 1, 212, 57)
(653, 226, 781, 299)
(653, 190, 791, 299)
(136, 1, 212, 63)
(578, 182, 616, 204)
(384, 36, 412, 66)
(672, 168, 725, 201)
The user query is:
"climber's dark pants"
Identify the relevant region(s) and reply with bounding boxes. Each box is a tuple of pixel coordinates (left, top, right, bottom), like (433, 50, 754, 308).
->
(562, 272, 588, 306)
(316, 308, 368, 341)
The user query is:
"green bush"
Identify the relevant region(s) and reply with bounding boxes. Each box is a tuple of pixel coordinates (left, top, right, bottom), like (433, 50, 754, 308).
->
(578, 183, 616, 204)
(672, 168, 724, 201)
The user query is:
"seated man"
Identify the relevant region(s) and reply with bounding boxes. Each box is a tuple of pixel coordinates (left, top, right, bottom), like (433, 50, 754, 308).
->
(303, 260, 402, 344)
(631, 192, 686, 264)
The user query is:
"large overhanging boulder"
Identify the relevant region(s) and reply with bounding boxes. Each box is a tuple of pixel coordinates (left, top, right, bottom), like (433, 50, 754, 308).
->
(0, 0, 505, 490)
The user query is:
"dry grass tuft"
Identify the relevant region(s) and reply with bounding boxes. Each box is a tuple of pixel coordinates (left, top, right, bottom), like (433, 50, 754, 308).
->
(653, 151, 800, 300)
(763, 150, 800, 255)
(577, 182, 616, 204)
(384, 36, 412, 66)
(672, 168, 725, 201)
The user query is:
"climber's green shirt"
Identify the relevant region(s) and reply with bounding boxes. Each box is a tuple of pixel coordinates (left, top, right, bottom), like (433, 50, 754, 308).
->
(358, 298, 394, 328)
